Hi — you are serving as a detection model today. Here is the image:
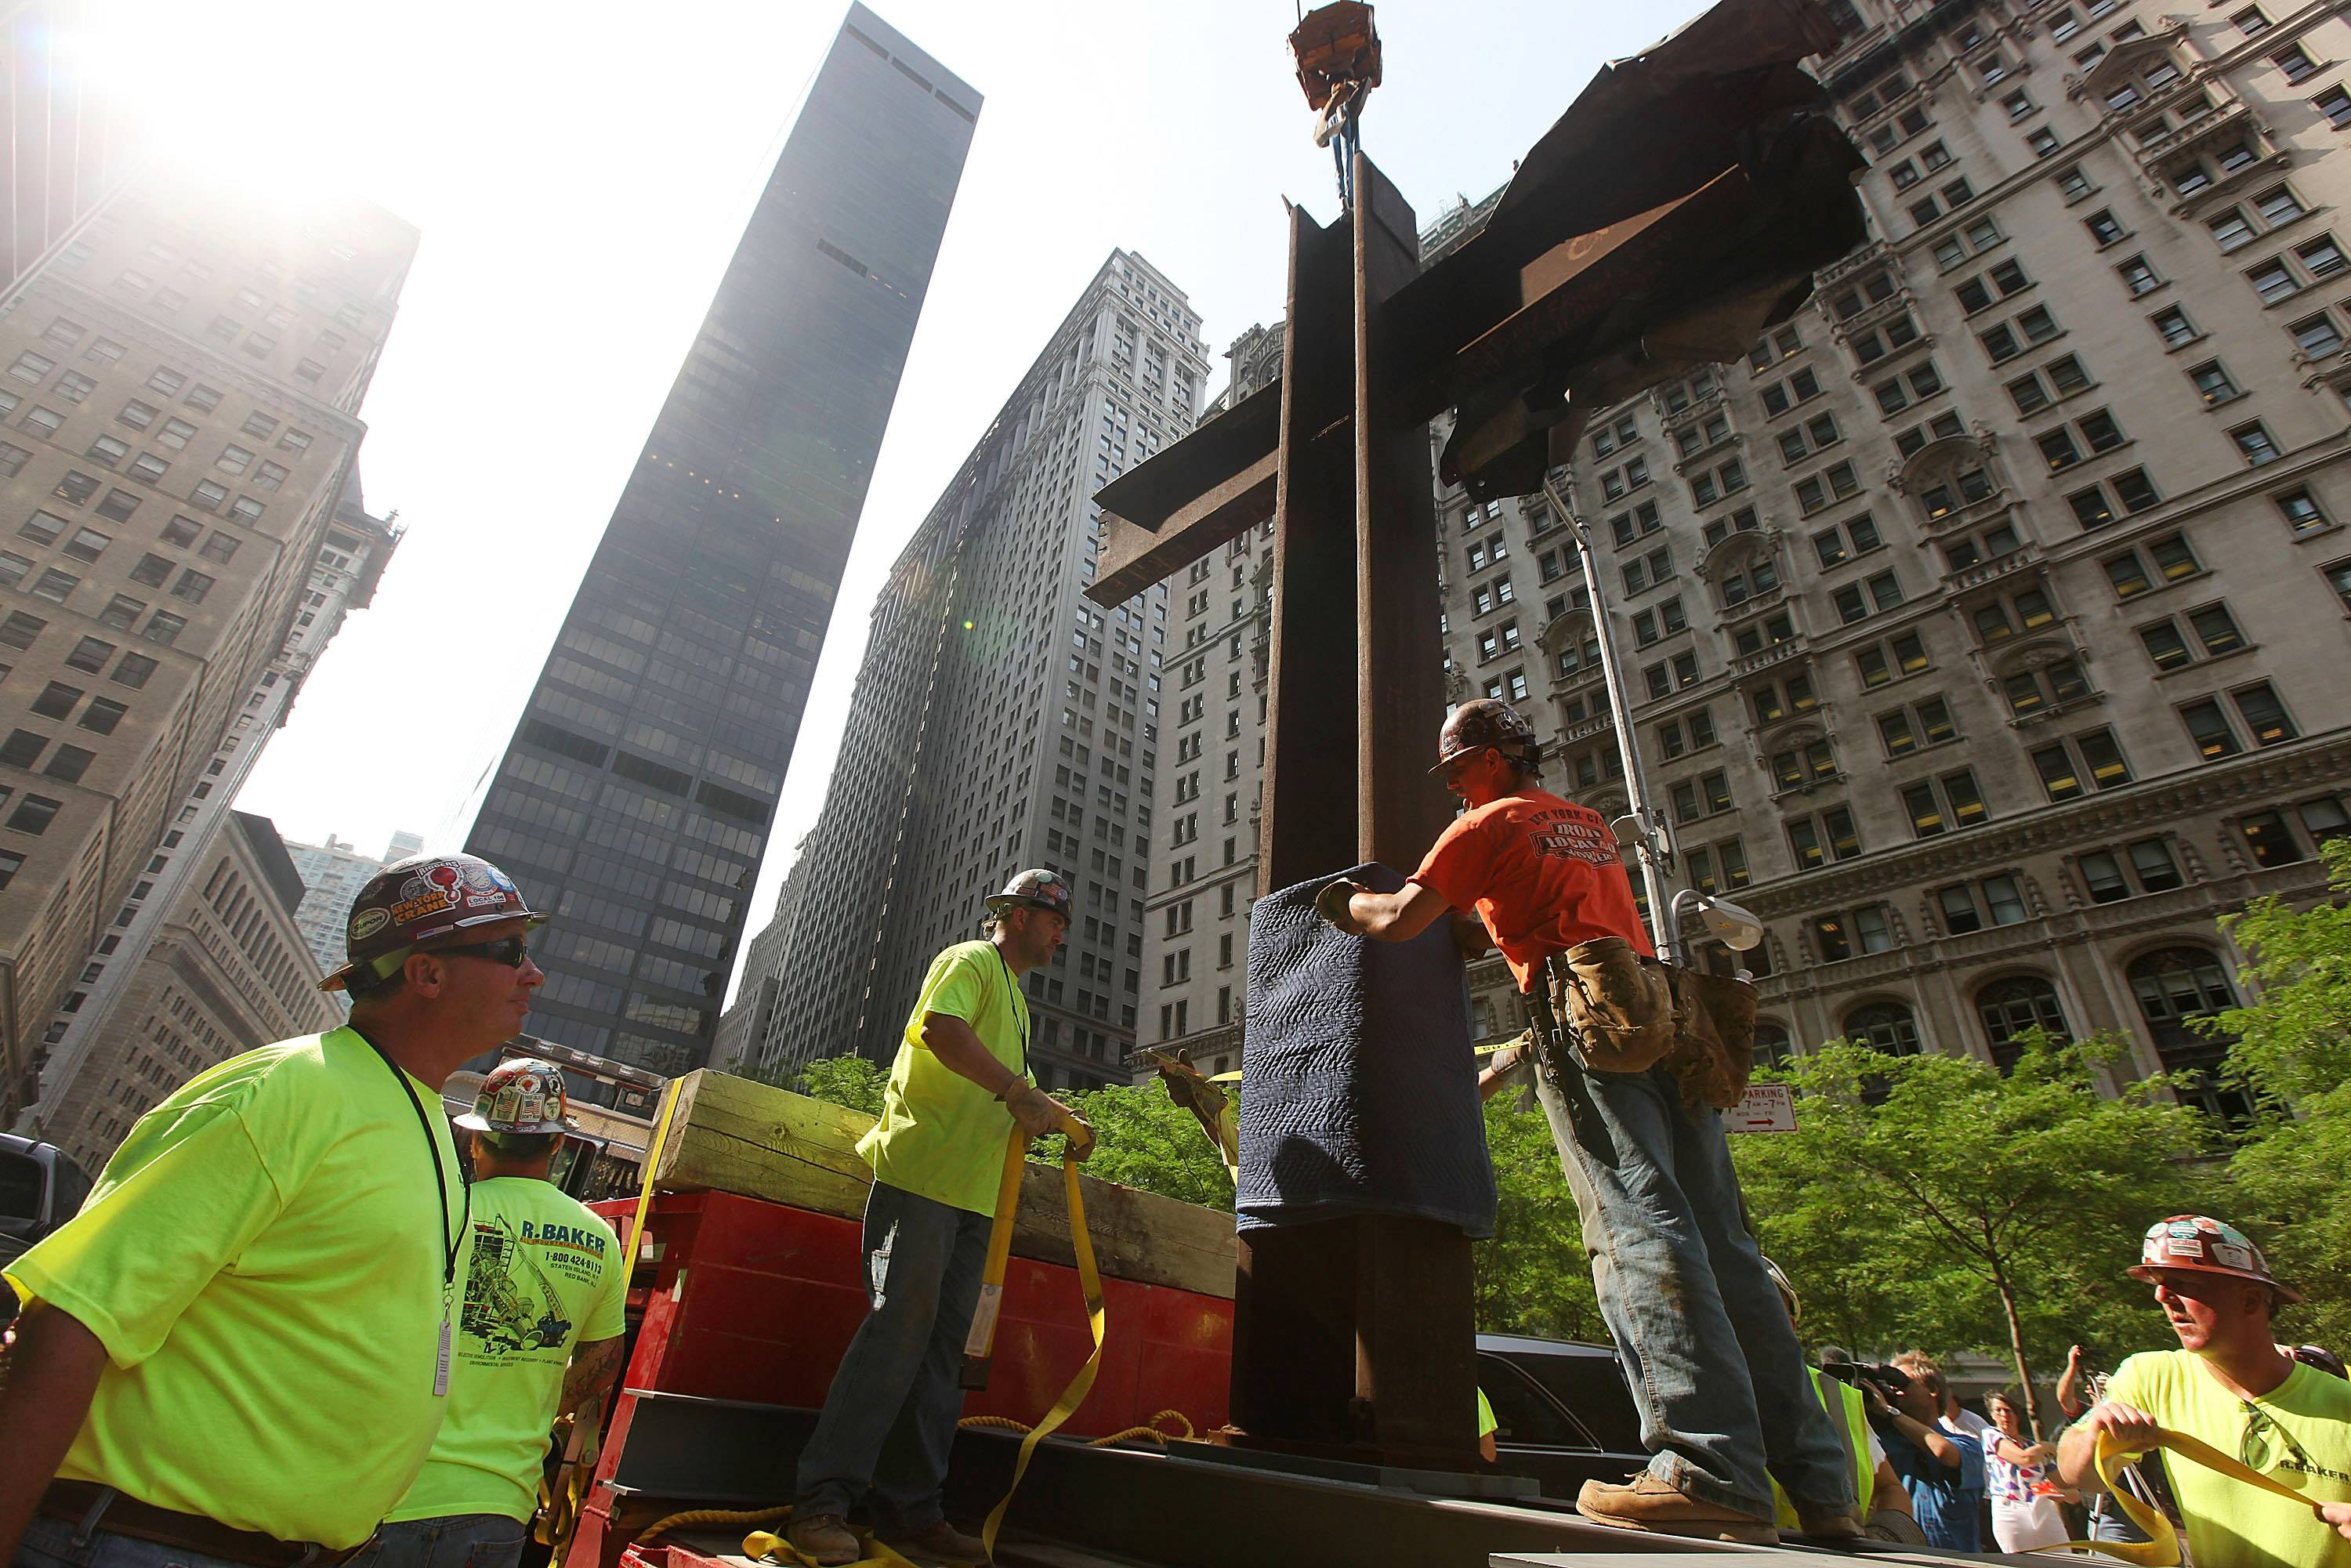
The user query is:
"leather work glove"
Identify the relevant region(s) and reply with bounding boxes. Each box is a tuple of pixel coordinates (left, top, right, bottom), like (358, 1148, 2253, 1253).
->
(1005, 1084, 1096, 1161)
(1315, 878, 1368, 932)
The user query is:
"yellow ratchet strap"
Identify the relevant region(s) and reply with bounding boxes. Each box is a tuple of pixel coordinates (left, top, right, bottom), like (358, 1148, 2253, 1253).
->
(625, 1077, 686, 1266)
(2059, 1424, 2328, 1565)
(980, 1149, 1107, 1563)
(740, 1518, 919, 1568)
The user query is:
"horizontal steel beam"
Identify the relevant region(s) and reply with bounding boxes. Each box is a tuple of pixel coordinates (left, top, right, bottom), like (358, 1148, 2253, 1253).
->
(1090, 448, 1277, 606)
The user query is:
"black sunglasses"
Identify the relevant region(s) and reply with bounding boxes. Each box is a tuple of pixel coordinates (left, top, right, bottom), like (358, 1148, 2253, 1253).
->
(432, 936, 532, 969)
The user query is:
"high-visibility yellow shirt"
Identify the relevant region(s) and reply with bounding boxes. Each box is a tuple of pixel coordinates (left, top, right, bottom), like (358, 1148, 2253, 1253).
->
(4, 1029, 466, 1548)
(2094, 1349, 2351, 1568)
(387, 1177, 628, 1524)
(860, 941, 1032, 1215)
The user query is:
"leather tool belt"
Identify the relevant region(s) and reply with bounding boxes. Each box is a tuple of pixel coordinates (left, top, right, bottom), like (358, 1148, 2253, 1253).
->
(1534, 939, 1761, 1111)
(39, 1482, 375, 1568)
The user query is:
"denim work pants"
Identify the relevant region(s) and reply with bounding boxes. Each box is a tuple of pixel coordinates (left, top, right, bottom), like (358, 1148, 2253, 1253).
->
(795, 1179, 992, 1532)
(1533, 1057, 1855, 1521)
(347, 1518, 525, 1568)
(13, 1511, 386, 1568)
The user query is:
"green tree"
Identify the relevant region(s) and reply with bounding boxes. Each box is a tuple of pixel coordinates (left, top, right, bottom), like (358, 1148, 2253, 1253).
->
(1474, 1086, 1604, 1340)
(1733, 1034, 2215, 1437)
(723, 1052, 890, 1116)
(721, 1054, 797, 1091)
(2214, 838, 2351, 1348)
(2210, 838, 2351, 1101)
(795, 1054, 889, 1117)
(1046, 1080, 1237, 1209)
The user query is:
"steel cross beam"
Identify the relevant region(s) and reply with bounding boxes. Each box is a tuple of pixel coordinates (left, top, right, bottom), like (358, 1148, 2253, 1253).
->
(1077, 0, 1870, 1482)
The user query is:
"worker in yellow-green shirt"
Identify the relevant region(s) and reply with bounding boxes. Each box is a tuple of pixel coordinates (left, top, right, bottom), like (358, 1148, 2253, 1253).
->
(0, 853, 547, 1567)
(361, 1059, 628, 1568)
(788, 870, 1093, 1568)
(2060, 1215, 2351, 1568)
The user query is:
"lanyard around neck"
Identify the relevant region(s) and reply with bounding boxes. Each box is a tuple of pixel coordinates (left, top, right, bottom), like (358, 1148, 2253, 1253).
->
(353, 1029, 465, 1288)
(991, 943, 1031, 1078)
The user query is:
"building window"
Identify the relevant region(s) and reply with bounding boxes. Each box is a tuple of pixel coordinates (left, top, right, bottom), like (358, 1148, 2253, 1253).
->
(2230, 422, 2283, 465)
(1903, 770, 1987, 837)
(2273, 43, 2320, 84)
(1842, 998, 1918, 1049)
(1977, 976, 2067, 1070)
(2179, 682, 2298, 758)
(2128, 947, 2250, 1123)
(1786, 806, 1861, 870)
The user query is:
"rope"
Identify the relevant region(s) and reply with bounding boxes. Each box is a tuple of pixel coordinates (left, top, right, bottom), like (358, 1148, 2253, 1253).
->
(2057, 1424, 2330, 1565)
(958, 1407, 1197, 1447)
(636, 1506, 794, 1544)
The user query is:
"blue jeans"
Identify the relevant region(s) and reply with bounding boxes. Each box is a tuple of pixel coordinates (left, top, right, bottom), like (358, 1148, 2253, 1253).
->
(347, 1519, 523, 1568)
(18, 1514, 250, 1568)
(795, 1179, 991, 1532)
(13, 1511, 371, 1568)
(1534, 1059, 1855, 1521)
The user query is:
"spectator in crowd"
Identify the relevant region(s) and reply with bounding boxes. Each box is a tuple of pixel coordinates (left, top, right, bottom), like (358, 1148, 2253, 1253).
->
(1762, 1269, 1924, 1544)
(1983, 1388, 2074, 1553)
(2061, 1215, 2351, 1568)
(1868, 1355, 1983, 1551)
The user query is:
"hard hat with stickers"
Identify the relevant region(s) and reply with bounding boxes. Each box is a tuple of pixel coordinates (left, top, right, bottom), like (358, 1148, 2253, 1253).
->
(455, 1057, 574, 1135)
(320, 852, 546, 992)
(2127, 1214, 2302, 1303)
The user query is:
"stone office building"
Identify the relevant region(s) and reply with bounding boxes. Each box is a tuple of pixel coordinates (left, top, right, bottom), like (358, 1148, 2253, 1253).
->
(16, 482, 403, 1134)
(39, 809, 338, 1173)
(1144, 0, 2351, 1114)
(0, 172, 414, 1121)
(736, 252, 1205, 1088)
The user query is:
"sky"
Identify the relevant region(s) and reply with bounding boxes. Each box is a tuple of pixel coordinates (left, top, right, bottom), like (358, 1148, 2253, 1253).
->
(82, 0, 1689, 1005)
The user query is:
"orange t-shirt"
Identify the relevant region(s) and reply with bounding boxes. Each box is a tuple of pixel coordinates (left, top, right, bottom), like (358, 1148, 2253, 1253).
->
(1410, 789, 1654, 992)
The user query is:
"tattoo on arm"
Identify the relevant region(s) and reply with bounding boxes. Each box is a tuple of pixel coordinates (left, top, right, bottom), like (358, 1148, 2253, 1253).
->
(559, 1336, 626, 1420)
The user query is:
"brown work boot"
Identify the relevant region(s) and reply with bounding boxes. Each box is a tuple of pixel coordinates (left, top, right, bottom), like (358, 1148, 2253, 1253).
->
(785, 1512, 861, 1567)
(1575, 1475, 1779, 1544)
(1792, 1503, 1865, 1540)
(878, 1518, 988, 1565)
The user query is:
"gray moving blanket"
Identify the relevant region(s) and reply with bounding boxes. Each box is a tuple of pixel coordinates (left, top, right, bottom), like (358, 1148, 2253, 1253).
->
(1237, 862, 1497, 1238)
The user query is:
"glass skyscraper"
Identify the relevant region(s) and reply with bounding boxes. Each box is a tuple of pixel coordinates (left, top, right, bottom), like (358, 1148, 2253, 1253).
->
(466, 5, 978, 1077)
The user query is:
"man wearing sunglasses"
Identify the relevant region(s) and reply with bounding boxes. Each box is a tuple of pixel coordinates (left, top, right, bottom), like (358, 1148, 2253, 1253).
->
(2061, 1215, 2351, 1568)
(2, 852, 545, 1568)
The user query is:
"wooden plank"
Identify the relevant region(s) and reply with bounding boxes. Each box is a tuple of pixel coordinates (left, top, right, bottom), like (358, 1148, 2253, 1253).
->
(650, 1070, 1236, 1300)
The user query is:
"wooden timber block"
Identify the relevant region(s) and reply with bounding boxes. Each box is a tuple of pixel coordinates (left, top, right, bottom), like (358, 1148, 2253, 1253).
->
(650, 1069, 1237, 1300)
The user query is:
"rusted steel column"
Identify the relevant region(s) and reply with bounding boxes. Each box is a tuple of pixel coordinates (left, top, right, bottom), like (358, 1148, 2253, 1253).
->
(1231, 197, 1362, 1451)
(1356, 1215, 1480, 1461)
(1233, 161, 1478, 1474)
(1351, 152, 1449, 875)
(1349, 155, 1476, 1467)
(1257, 201, 1360, 896)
